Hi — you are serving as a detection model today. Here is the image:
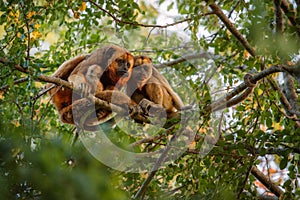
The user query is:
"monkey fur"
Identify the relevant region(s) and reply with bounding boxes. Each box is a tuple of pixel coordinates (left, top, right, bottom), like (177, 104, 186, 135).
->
(127, 55, 184, 118)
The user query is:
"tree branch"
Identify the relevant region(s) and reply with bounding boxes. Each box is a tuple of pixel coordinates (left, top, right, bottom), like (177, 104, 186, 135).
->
(133, 126, 187, 199)
(282, 73, 300, 114)
(204, 65, 288, 112)
(268, 77, 300, 127)
(280, 143, 300, 154)
(257, 194, 279, 200)
(0, 57, 28, 73)
(207, 2, 256, 57)
(0, 77, 29, 92)
(273, 0, 284, 34)
(280, 0, 300, 38)
(237, 164, 254, 199)
(249, 146, 300, 155)
(251, 166, 284, 197)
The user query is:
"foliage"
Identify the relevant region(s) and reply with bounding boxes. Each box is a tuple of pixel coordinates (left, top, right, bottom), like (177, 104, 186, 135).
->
(0, 0, 299, 199)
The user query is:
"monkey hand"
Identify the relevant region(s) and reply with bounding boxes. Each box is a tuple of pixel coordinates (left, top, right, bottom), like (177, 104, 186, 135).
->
(129, 104, 151, 124)
(139, 98, 165, 117)
(68, 74, 93, 98)
(79, 82, 93, 98)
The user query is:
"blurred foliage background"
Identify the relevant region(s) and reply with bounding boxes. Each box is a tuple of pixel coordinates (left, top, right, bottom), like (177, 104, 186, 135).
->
(0, 0, 299, 199)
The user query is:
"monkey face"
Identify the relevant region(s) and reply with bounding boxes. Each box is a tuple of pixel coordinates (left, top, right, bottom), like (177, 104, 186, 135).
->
(115, 53, 134, 77)
(131, 55, 153, 89)
(101, 52, 134, 89)
(131, 64, 152, 89)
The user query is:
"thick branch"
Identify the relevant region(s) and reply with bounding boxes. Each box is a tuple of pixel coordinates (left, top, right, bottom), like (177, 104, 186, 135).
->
(38, 75, 127, 114)
(258, 194, 279, 200)
(282, 73, 299, 114)
(207, 2, 256, 57)
(251, 166, 284, 197)
(205, 65, 288, 112)
(273, 0, 284, 34)
(280, 0, 297, 26)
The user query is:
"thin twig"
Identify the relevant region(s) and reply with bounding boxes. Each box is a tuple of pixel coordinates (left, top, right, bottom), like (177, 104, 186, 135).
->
(20, 1, 31, 64)
(268, 77, 300, 127)
(0, 77, 29, 92)
(280, 143, 300, 154)
(133, 124, 191, 199)
(32, 85, 56, 102)
(237, 164, 254, 199)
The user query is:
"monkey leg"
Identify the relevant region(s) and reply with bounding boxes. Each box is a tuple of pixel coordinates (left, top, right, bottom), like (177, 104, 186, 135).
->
(59, 89, 150, 129)
(59, 98, 92, 125)
(71, 98, 114, 131)
(59, 104, 74, 124)
(59, 98, 113, 131)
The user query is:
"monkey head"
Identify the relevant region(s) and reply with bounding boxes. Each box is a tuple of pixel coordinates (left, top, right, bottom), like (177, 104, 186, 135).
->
(130, 56, 153, 90)
(134, 55, 152, 66)
(101, 52, 134, 89)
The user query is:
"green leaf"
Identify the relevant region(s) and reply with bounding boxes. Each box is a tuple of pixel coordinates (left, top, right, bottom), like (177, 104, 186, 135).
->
(279, 157, 288, 170)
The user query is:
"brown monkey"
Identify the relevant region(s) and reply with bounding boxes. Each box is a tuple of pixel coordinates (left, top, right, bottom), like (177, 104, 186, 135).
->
(47, 45, 137, 130)
(126, 55, 184, 118)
